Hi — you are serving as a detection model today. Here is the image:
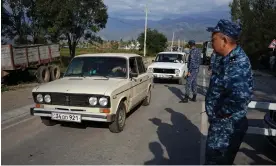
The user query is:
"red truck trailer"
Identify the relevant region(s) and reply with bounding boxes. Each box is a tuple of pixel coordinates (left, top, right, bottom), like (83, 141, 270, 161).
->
(1, 44, 61, 83)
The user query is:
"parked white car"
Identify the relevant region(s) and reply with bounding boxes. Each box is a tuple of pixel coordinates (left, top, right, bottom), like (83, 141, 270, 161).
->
(30, 53, 153, 133)
(147, 52, 188, 84)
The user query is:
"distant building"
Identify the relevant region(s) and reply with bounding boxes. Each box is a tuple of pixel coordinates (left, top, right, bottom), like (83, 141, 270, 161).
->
(119, 41, 140, 50)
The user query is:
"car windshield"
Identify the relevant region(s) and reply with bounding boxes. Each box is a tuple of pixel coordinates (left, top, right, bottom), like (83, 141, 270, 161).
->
(155, 53, 183, 63)
(64, 56, 127, 78)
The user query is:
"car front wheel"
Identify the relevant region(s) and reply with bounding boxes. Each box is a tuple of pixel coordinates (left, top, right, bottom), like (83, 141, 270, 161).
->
(109, 102, 126, 133)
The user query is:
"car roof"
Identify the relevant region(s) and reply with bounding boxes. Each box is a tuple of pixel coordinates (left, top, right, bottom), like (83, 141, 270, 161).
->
(157, 51, 186, 55)
(76, 53, 141, 58)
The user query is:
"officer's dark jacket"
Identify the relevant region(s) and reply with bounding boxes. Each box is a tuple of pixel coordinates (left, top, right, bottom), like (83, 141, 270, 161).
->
(188, 47, 201, 73)
(205, 46, 253, 123)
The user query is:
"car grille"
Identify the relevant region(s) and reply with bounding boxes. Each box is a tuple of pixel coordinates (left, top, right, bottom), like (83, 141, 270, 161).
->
(51, 93, 90, 107)
(33, 92, 110, 108)
(153, 68, 175, 74)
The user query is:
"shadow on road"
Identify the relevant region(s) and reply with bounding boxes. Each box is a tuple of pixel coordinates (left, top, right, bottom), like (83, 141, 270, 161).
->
(144, 142, 170, 165)
(164, 85, 185, 102)
(239, 134, 276, 164)
(145, 108, 203, 165)
(165, 84, 208, 102)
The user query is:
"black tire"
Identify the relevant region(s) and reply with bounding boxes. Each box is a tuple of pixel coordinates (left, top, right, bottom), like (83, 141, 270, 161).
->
(41, 117, 56, 126)
(109, 102, 126, 133)
(36, 66, 50, 83)
(142, 87, 151, 106)
(49, 65, 61, 81)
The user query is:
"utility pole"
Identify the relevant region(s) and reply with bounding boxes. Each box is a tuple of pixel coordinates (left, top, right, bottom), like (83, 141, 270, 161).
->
(178, 39, 180, 51)
(143, 5, 148, 57)
(171, 32, 175, 51)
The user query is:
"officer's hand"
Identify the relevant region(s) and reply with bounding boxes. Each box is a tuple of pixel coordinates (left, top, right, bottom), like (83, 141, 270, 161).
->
(187, 72, 191, 77)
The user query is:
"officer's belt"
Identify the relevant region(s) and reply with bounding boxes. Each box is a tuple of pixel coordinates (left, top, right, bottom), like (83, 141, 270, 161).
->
(216, 113, 232, 119)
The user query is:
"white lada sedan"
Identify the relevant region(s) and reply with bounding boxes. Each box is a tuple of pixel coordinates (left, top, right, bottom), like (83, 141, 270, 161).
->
(30, 53, 153, 133)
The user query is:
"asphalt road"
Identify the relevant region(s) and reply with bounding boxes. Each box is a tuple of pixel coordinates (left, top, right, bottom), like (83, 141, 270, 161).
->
(1, 66, 276, 164)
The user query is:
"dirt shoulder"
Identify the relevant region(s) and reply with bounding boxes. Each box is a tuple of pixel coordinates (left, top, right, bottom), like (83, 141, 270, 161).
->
(1, 83, 39, 113)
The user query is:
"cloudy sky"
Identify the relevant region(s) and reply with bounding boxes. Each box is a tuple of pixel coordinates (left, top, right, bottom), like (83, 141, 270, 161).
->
(104, 0, 232, 20)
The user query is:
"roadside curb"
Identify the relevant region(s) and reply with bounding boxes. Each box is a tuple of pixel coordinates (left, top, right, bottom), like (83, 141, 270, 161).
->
(1, 104, 33, 126)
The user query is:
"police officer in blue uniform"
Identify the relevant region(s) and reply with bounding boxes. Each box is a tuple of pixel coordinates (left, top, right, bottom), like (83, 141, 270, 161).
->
(204, 19, 253, 165)
(183, 40, 201, 103)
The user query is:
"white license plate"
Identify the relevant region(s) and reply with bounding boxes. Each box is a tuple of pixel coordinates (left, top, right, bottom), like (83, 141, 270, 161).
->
(157, 74, 170, 78)
(51, 112, 81, 123)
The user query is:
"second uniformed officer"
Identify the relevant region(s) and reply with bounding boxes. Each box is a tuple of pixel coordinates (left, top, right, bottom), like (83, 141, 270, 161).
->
(204, 19, 253, 164)
(183, 40, 201, 103)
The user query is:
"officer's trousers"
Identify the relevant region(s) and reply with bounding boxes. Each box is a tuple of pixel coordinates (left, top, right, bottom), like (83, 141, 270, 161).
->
(185, 69, 199, 96)
(204, 117, 248, 165)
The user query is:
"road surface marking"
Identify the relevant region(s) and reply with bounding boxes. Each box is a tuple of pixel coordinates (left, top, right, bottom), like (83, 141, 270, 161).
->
(248, 101, 276, 111)
(1, 116, 37, 131)
(247, 126, 276, 136)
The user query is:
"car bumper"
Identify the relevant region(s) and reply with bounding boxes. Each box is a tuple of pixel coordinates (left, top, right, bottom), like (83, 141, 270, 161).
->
(263, 113, 276, 147)
(152, 73, 182, 79)
(30, 107, 115, 122)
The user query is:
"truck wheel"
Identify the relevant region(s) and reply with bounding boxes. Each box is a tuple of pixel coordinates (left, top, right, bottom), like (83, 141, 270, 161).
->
(142, 88, 151, 106)
(109, 102, 126, 133)
(49, 65, 61, 81)
(41, 117, 56, 126)
(37, 66, 50, 83)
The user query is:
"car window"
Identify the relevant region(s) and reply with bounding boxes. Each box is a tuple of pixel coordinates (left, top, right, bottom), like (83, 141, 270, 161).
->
(64, 56, 127, 78)
(155, 53, 183, 63)
(129, 57, 138, 74)
(136, 57, 146, 74)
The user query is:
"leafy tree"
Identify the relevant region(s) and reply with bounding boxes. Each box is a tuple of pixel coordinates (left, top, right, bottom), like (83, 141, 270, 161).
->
(137, 28, 168, 55)
(2, 0, 32, 44)
(229, 0, 276, 69)
(110, 40, 119, 50)
(36, 0, 108, 58)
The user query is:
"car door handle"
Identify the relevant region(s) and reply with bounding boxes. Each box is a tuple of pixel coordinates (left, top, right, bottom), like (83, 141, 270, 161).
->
(140, 79, 142, 82)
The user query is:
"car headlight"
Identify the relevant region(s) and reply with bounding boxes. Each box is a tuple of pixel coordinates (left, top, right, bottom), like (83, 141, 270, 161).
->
(175, 69, 180, 75)
(44, 94, 51, 103)
(147, 68, 153, 73)
(36, 94, 43, 103)
(89, 97, 97, 105)
(99, 97, 108, 106)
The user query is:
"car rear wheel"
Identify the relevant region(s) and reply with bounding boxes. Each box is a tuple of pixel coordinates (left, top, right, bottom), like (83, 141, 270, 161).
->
(109, 102, 126, 133)
(142, 88, 151, 106)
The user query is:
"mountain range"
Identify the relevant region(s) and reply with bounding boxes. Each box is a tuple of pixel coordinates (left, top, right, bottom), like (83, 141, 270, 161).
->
(98, 10, 231, 42)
